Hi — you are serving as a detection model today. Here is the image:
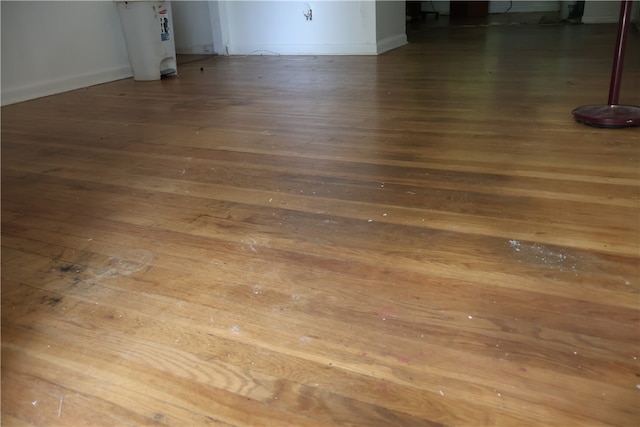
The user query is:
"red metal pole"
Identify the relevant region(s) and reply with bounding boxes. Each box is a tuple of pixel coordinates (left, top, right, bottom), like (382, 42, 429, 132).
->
(608, 0, 633, 105)
(572, 0, 640, 127)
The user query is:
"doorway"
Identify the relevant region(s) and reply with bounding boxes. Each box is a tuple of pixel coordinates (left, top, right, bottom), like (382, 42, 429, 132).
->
(450, 1, 489, 20)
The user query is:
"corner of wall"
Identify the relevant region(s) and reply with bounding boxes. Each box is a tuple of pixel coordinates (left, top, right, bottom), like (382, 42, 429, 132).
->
(209, 0, 229, 55)
(581, 0, 622, 24)
(1, 66, 132, 107)
(377, 34, 408, 54)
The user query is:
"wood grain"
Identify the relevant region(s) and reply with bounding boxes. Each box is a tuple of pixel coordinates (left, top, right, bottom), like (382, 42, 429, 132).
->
(2, 23, 639, 426)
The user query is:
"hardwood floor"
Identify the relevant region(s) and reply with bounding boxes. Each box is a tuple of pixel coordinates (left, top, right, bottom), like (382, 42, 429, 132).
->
(2, 23, 639, 426)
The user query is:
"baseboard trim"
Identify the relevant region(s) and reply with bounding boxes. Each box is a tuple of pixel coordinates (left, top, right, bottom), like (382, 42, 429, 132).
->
(581, 16, 620, 24)
(175, 44, 215, 55)
(226, 37, 408, 56)
(1, 65, 132, 106)
(377, 34, 408, 54)
(226, 43, 383, 56)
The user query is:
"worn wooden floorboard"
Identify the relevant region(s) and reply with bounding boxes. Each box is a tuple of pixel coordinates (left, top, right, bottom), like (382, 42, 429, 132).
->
(2, 23, 639, 426)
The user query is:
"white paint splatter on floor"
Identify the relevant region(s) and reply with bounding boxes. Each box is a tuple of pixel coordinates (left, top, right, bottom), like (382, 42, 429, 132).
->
(507, 239, 577, 271)
(298, 336, 313, 345)
(240, 236, 272, 254)
(90, 249, 154, 280)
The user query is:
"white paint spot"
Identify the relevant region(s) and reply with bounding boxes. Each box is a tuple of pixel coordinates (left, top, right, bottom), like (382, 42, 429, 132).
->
(382, 213, 388, 217)
(58, 396, 65, 417)
(439, 390, 445, 397)
(468, 315, 473, 319)
(90, 249, 154, 280)
(31, 400, 38, 406)
(509, 240, 575, 270)
(636, 384, 640, 390)
(298, 336, 312, 345)
(230, 325, 240, 334)
(367, 219, 373, 223)
(241, 237, 259, 253)
(252, 285, 262, 295)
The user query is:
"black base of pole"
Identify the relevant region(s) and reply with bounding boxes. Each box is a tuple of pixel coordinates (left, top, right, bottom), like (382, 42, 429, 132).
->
(573, 1, 639, 129)
(572, 104, 640, 128)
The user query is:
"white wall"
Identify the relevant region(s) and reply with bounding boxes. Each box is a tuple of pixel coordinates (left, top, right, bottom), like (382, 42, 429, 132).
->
(221, 1, 376, 55)
(172, 1, 215, 54)
(376, 1, 407, 54)
(582, 0, 623, 24)
(216, 1, 404, 55)
(1, 1, 132, 106)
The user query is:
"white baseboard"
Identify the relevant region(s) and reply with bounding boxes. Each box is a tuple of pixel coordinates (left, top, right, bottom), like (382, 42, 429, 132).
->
(377, 34, 408, 54)
(226, 37, 407, 56)
(175, 44, 215, 55)
(582, 15, 620, 24)
(226, 43, 382, 56)
(1, 65, 132, 106)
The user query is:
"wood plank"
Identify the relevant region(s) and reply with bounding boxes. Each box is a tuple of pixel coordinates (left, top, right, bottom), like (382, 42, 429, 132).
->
(2, 24, 639, 426)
